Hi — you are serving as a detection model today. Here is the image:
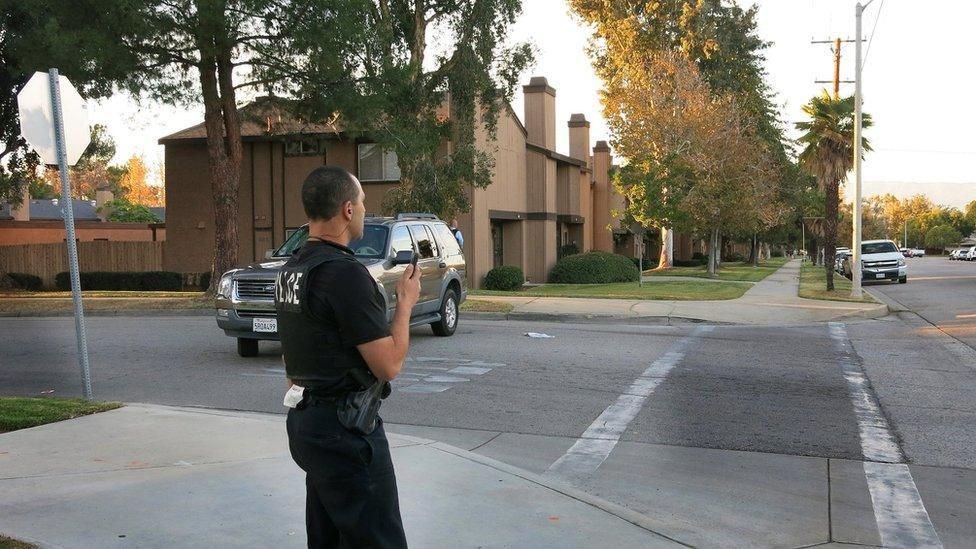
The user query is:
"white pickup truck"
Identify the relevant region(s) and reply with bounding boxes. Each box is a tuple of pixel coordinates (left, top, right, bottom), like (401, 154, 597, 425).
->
(843, 239, 907, 284)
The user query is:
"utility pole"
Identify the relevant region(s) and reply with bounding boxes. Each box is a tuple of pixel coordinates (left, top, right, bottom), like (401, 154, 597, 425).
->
(851, 1, 874, 299)
(812, 38, 855, 93)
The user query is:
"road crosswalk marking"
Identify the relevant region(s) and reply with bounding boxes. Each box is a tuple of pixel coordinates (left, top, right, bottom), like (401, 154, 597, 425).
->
(544, 325, 713, 479)
(829, 322, 943, 548)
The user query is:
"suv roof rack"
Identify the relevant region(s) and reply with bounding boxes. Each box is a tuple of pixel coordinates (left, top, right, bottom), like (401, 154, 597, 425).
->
(395, 213, 440, 221)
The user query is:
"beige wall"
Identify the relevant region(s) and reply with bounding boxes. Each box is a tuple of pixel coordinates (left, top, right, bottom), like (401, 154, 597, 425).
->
(0, 221, 164, 246)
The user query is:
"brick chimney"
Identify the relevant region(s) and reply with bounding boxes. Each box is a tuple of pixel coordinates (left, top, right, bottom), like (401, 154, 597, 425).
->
(95, 184, 114, 221)
(568, 113, 590, 167)
(523, 76, 556, 150)
(592, 140, 614, 253)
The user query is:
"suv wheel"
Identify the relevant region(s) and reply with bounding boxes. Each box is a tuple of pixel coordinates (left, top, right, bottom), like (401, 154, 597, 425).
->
(431, 288, 459, 337)
(237, 338, 259, 357)
(899, 276, 907, 284)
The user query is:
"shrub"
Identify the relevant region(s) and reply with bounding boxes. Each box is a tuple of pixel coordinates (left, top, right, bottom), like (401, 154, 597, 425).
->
(7, 273, 43, 291)
(673, 259, 704, 267)
(725, 252, 745, 263)
(558, 244, 580, 259)
(55, 271, 183, 291)
(199, 271, 212, 291)
(692, 252, 706, 262)
(548, 251, 639, 284)
(771, 249, 784, 257)
(483, 266, 524, 291)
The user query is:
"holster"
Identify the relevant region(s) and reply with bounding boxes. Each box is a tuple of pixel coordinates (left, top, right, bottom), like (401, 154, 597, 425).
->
(336, 368, 391, 435)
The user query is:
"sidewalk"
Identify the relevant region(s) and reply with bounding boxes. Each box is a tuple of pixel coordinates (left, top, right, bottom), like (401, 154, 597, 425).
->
(0, 404, 680, 548)
(468, 260, 887, 325)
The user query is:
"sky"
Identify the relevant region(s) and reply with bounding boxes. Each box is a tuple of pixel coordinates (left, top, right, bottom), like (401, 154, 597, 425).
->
(86, 0, 976, 208)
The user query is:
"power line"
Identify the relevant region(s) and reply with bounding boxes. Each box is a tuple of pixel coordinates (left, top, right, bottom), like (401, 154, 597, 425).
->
(863, 0, 885, 70)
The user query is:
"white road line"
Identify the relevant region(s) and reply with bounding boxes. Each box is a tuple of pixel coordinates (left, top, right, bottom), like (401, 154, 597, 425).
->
(828, 322, 943, 548)
(544, 325, 713, 479)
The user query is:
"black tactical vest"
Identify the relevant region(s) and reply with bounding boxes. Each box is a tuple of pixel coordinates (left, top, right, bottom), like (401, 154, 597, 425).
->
(274, 242, 370, 393)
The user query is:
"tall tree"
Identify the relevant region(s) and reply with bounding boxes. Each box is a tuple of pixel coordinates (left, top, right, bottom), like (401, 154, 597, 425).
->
(796, 91, 871, 291)
(570, 0, 790, 267)
(4, 0, 380, 292)
(287, 0, 533, 218)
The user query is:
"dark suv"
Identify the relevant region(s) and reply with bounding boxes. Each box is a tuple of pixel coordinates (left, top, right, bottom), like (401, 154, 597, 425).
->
(215, 214, 467, 356)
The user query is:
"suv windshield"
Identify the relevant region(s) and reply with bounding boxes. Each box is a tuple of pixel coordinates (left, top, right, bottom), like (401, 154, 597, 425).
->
(274, 224, 390, 259)
(862, 241, 898, 254)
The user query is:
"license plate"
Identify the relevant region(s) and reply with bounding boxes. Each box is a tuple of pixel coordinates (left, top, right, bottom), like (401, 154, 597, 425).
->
(875, 273, 885, 279)
(253, 318, 277, 333)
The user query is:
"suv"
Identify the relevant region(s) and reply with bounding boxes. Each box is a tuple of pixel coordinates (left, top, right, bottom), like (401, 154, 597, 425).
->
(842, 239, 907, 284)
(215, 214, 467, 356)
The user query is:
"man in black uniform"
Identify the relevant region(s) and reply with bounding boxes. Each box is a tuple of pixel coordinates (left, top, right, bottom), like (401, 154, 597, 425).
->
(276, 166, 420, 548)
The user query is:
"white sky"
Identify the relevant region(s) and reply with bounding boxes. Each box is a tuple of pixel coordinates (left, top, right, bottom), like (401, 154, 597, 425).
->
(87, 0, 976, 207)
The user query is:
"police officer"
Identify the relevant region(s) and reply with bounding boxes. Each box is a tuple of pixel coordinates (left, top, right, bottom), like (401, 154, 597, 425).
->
(276, 166, 420, 548)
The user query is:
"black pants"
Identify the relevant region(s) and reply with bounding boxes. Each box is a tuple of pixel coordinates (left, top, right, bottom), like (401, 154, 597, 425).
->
(286, 403, 407, 549)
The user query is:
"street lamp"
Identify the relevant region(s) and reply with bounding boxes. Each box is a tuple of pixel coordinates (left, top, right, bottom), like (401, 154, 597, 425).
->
(851, 0, 876, 299)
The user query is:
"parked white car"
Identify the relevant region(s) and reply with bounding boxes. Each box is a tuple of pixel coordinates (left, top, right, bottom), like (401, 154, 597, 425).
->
(912, 248, 926, 257)
(842, 240, 907, 283)
(950, 248, 967, 260)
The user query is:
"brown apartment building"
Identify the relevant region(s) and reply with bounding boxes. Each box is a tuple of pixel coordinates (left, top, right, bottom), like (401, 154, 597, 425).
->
(161, 75, 678, 288)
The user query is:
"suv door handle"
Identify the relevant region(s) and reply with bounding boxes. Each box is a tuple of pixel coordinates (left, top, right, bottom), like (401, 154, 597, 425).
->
(439, 261, 447, 268)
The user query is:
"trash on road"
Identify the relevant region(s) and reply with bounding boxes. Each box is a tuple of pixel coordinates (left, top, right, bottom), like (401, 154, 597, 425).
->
(524, 332, 555, 339)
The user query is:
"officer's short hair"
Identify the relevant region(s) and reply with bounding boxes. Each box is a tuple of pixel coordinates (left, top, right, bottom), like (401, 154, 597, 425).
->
(301, 166, 360, 221)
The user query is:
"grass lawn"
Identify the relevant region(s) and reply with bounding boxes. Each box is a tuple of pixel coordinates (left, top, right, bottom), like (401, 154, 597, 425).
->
(645, 257, 790, 282)
(471, 279, 752, 301)
(0, 397, 122, 433)
(0, 293, 212, 315)
(460, 299, 515, 313)
(0, 535, 38, 549)
(798, 261, 877, 303)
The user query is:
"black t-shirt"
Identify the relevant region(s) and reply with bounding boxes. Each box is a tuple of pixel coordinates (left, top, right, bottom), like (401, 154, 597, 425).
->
(298, 240, 390, 392)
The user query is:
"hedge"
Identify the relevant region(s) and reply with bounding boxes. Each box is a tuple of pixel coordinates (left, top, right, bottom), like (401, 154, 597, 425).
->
(7, 273, 43, 291)
(55, 271, 183, 291)
(483, 266, 525, 291)
(548, 251, 640, 284)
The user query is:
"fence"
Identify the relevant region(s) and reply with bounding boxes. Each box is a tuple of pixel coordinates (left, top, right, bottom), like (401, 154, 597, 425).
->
(0, 241, 164, 288)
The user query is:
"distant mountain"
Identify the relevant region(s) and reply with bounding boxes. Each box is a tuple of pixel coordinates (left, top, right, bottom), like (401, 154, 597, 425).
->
(844, 181, 976, 209)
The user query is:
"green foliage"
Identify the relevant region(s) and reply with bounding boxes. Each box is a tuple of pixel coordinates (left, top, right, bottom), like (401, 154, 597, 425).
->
(55, 271, 182, 291)
(548, 252, 640, 284)
(924, 225, 961, 251)
(99, 198, 161, 223)
(483, 266, 525, 291)
(0, 397, 122, 432)
(7, 273, 43, 291)
(558, 244, 580, 259)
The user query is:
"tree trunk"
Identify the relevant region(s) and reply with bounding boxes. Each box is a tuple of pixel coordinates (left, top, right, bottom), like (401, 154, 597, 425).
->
(657, 226, 673, 269)
(823, 180, 839, 291)
(195, 3, 242, 296)
(707, 227, 718, 277)
(715, 231, 722, 269)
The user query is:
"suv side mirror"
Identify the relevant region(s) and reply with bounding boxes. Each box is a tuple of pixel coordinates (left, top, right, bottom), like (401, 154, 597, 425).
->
(264, 249, 275, 259)
(393, 250, 416, 265)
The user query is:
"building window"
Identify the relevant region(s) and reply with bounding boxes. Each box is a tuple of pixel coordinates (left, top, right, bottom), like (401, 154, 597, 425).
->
(285, 138, 325, 157)
(357, 143, 401, 181)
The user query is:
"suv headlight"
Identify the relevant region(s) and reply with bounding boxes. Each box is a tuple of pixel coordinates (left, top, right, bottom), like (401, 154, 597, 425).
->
(898, 258, 906, 266)
(217, 274, 234, 299)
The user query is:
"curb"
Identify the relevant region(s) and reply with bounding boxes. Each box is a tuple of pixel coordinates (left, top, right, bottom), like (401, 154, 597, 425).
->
(862, 287, 909, 313)
(461, 311, 716, 326)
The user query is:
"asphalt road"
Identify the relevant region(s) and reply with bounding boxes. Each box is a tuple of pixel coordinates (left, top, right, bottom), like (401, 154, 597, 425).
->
(3, 260, 976, 546)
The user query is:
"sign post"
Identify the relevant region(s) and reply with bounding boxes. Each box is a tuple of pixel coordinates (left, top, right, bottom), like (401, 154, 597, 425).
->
(17, 69, 93, 399)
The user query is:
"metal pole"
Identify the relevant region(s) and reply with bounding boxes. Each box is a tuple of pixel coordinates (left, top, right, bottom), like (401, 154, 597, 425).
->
(851, 2, 866, 299)
(49, 68, 93, 400)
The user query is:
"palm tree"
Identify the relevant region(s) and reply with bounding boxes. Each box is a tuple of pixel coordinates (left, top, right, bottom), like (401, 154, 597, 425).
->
(796, 91, 872, 291)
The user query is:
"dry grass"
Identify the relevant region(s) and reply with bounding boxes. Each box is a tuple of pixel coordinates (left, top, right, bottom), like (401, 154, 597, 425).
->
(798, 261, 877, 303)
(0, 295, 212, 315)
(460, 299, 515, 313)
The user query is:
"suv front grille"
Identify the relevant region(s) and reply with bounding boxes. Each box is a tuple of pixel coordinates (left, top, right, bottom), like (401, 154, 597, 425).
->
(237, 310, 277, 318)
(864, 260, 898, 268)
(235, 279, 276, 300)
